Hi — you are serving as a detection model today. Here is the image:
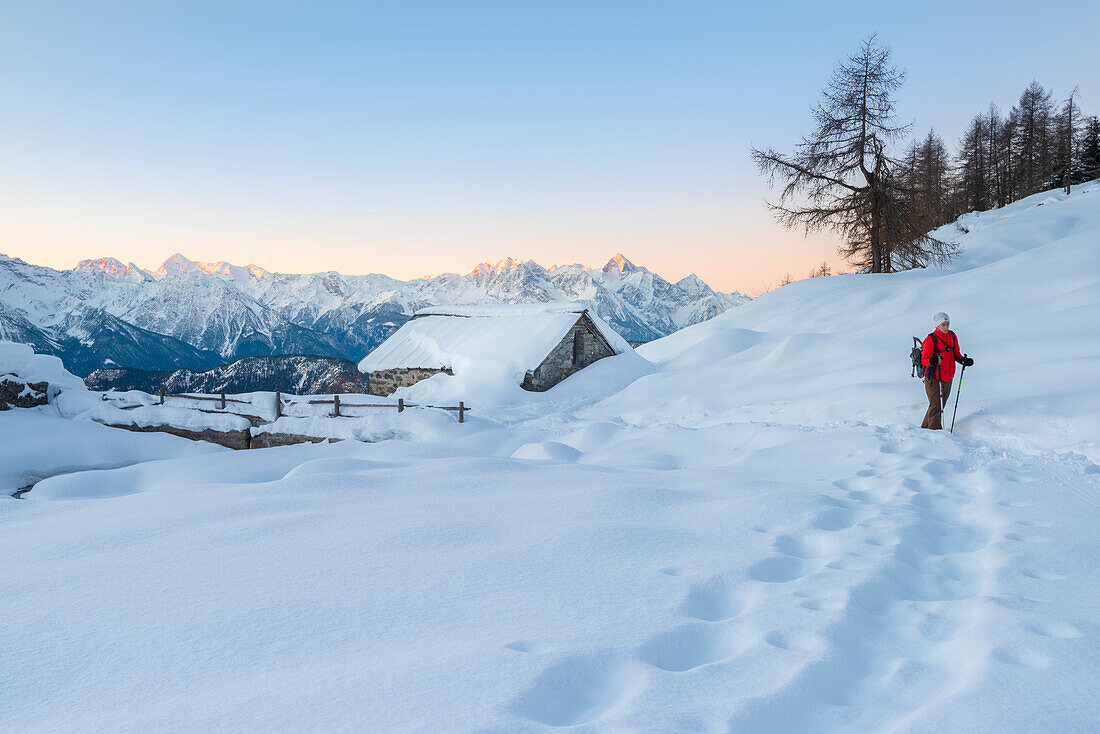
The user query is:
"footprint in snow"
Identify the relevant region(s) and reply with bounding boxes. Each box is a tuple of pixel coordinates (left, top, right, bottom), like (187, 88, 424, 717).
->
(1023, 620, 1083, 638)
(800, 596, 846, 612)
(509, 651, 646, 727)
(637, 622, 744, 672)
(992, 644, 1051, 668)
(773, 531, 836, 559)
(826, 556, 872, 572)
(919, 460, 957, 478)
(1018, 567, 1067, 581)
(916, 611, 966, 643)
(812, 508, 857, 531)
(506, 640, 553, 654)
(764, 629, 823, 653)
(747, 556, 814, 583)
(680, 575, 755, 622)
(1014, 519, 1054, 528)
(990, 594, 1053, 613)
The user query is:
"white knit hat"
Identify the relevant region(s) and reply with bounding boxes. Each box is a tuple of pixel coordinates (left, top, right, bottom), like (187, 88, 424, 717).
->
(933, 312, 950, 328)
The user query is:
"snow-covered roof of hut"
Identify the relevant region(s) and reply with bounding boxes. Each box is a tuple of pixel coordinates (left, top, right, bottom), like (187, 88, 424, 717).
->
(357, 303, 630, 377)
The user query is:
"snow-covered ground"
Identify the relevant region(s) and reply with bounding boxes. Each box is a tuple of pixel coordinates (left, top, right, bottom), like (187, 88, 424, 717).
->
(3, 184, 1099, 732)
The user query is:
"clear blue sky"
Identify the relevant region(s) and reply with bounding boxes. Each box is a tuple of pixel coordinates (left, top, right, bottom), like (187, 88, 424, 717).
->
(2, 0, 1097, 292)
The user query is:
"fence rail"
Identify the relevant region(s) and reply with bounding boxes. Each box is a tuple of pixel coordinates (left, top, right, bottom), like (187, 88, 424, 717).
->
(107, 389, 471, 424)
(157, 389, 249, 409)
(300, 395, 469, 422)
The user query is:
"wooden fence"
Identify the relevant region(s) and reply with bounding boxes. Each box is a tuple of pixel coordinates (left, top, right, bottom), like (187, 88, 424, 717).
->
(139, 389, 471, 423)
(157, 389, 249, 409)
(301, 396, 468, 423)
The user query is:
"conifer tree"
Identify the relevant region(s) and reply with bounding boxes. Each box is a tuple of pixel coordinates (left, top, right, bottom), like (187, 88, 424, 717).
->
(956, 116, 989, 212)
(1012, 81, 1057, 195)
(1052, 87, 1081, 193)
(984, 104, 1012, 208)
(752, 36, 955, 273)
(1080, 116, 1100, 183)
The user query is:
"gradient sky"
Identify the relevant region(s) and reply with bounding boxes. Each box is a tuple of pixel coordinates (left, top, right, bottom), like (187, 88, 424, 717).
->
(2, 1, 1098, 293)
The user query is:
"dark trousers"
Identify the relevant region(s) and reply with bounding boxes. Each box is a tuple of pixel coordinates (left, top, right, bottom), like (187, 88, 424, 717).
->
(921, 375, 952, 430)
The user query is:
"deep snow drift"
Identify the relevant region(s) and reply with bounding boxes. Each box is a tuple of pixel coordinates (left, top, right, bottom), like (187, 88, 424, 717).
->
(2, 184, 1099, 733)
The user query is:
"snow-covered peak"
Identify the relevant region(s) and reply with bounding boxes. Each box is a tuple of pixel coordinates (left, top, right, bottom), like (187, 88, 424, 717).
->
(468, 257, 542, 277)
(155, 253, 201, 276)
(674, 273, 708, 294)
(602, 253, 639, 277)
(198, 260, 271, 282)
(77, 257, 127, 276)
(197, 261, 233, 276)
(152, 254, 271, 281)
(546, 262, 585, 273)
(76, 257, 152, 281)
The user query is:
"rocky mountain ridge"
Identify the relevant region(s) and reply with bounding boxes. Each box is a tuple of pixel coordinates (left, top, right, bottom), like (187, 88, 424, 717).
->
(1, 251, 749, 375)
(84, 355, 367, 395)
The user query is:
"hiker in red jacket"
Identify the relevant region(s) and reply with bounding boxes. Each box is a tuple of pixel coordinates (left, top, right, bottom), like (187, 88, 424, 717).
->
(921, 312, 974, 430)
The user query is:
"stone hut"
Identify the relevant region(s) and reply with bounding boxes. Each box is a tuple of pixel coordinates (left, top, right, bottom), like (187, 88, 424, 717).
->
(357, 303, 631, 396)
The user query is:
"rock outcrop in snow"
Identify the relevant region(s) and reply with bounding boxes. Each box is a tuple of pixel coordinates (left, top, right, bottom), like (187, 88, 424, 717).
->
(0, 340, 87, 409)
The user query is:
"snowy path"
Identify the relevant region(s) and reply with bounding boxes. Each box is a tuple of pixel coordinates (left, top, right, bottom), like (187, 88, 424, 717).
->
(491, 425, 1097, 733)
(2, 416, 1097, 732)
(723, 429, 1004, 733)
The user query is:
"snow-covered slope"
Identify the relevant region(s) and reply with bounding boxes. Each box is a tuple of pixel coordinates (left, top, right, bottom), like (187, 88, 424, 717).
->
(584, 183, 1100, 459)
(0, 252, 746, 374)
(3, 183, 1098, 733)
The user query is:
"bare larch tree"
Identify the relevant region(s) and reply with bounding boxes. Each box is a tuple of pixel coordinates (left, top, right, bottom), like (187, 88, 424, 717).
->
(1052, 86, 1080, 194)
(752, 36, 956, 273)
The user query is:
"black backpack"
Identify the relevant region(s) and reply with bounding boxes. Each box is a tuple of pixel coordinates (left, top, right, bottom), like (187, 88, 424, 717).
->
(910, 337, 926, 378)
(911, 332, 956, 378)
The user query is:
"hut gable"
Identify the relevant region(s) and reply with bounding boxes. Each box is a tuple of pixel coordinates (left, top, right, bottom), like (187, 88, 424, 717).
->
(521, 311, 616, 391)
(357, 303, 629, 395)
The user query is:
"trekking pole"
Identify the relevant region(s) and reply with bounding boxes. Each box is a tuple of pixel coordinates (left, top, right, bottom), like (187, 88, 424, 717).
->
(949, 359, 967, 434)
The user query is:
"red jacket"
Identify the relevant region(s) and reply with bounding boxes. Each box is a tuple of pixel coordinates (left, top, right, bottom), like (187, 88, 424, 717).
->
(922, 329, 963, 382)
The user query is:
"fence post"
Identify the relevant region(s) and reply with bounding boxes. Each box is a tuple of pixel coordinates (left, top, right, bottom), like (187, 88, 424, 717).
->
(333, 394, 341, 417)
(159, 388, 164, 405)
(458, 401, 465, 423)
(398, 398, 404, 413)
(274, 392, 281, 419)
(220, 392, 226, 410)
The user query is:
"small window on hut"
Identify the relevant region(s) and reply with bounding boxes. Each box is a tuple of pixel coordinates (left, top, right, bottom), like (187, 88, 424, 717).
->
(572, 330, 584, 366)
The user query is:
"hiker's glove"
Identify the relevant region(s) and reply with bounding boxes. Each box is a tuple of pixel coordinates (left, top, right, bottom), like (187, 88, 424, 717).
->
(961, 356, 974, 367)
(929, 355, 940, 368)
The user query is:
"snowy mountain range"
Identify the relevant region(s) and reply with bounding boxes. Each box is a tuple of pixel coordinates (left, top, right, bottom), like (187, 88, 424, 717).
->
(0, 252, 748, 375)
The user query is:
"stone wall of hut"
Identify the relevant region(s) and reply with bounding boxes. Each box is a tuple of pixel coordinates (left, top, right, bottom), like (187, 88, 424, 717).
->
(367, 367, 452, 397)
(522, 315, 615, 392)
